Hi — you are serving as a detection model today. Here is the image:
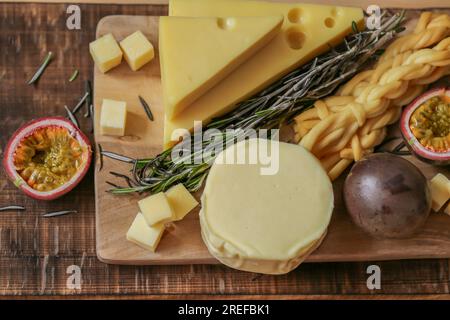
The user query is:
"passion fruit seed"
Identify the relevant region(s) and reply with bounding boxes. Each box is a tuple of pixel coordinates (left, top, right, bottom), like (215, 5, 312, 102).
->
(410, 96, 450, 152)
(13, 126, 85, 192)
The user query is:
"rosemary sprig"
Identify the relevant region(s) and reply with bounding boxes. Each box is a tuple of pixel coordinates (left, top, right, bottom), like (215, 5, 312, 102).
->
(106, 11, 406, 194)
(69, 69, 79, 82)
(27, 51, 53, 85)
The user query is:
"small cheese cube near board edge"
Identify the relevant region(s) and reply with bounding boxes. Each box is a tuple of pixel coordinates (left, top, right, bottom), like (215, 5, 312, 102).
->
(126, 213, 165, 253)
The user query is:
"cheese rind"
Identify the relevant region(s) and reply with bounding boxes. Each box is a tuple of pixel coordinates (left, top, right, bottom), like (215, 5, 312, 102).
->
(201, 221, 326, 274)
(126, 213, 165, 252)
(159, 15, 283, 120)
(429, 173, 450, 212)
(138, 192, 174, 226)
(165, 184, 199, 221)
(164, 0, 364, 149)
(200, 138, 333, 274)
(99, 99, 127, 136)
(89, 33, 123, 73)
(120, 30, 155, 71)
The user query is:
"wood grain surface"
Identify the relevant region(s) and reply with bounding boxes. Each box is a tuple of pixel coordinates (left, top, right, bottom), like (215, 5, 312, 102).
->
(0, 2, 450, 298)
(94, 14, 450, 266)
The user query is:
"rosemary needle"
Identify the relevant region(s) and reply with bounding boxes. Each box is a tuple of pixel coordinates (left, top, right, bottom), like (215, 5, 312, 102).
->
(64, 105, 79, 128)
(98, 143, 104, 172)
(0, 205, 25, 212)
(84, 80, 92, 118)
(27, 51, 53, 85)
(110, 171, 135, 188)
(101, 150, 135, 163)
(72, 91, 89, 115)
(138, 95, 154, 121)
(106, 181, 123, 189)
(352, 21, 359, 34)
(69, 69, 79, 82)
(89, 102, 94, 133)
(43, 210, 77, 218)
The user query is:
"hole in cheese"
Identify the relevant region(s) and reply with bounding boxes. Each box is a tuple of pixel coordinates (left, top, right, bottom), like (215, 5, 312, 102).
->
(285, 28, 305, 50)
(330, 7, 338, 17)
(217, 17, 236, 30)
(324, 17, 335, 28)
(288, 8, 302, 23)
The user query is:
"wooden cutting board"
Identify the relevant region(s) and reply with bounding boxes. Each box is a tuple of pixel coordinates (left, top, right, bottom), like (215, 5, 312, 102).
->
(94, 14, 450, 265)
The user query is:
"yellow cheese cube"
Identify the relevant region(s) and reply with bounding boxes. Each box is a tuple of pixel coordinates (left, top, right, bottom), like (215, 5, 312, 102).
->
(138, 192, 174, 226)
(429, 173, 450, 212)
(99, 99, 127, 136)
(164, 0, 363, 149)
(120, 31, 155, 71)
(126, 213, 165, 252)
(89, 33, 123, 73)
(165, 183, 199, 221)
(160, 15, 283, 119)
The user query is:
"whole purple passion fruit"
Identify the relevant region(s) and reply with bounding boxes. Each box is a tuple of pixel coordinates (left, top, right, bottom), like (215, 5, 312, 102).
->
(343, 153, 431, 239)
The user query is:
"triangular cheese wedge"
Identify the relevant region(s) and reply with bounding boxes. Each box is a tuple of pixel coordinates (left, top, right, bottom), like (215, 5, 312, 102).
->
(159, 15, 284, 120)
(163, 0, 364, 149)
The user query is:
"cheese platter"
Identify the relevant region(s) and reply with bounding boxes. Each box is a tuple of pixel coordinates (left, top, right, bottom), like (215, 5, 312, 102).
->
(89, 0, 450, 270)
(5, 0, 449, 273)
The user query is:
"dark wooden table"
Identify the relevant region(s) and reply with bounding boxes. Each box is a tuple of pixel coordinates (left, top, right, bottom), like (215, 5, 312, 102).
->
(0, 2, 449, 299)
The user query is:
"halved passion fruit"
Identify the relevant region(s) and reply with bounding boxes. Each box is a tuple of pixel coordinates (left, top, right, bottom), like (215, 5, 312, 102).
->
(3, 117, 92, 200)
(400, 87, 450, 165)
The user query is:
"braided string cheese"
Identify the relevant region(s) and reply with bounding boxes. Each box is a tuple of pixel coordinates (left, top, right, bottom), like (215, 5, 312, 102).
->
(380, 13, 450, 61)
(294, 13, 450, 181)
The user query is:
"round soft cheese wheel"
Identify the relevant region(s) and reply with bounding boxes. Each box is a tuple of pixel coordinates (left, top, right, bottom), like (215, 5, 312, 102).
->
(200, 138, 333, 274)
